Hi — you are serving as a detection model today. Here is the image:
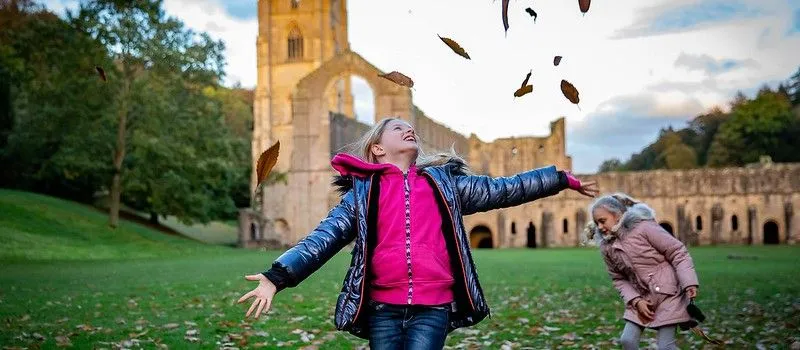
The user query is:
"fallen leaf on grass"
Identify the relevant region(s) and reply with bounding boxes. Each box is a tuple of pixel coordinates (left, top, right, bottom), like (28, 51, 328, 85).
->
(55, 335, 72, 347)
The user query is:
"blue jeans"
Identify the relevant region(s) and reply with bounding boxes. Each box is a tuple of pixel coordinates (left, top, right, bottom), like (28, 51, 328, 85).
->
(367, 300, 450, 350)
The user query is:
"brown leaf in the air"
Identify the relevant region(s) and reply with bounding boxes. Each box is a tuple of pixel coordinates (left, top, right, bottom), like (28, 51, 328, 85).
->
(502, 0, 510, 35)
(560, 79, 581, 109)
(95, 66, 106, 82)
(578, 0, 591, 14)
(378, 71, 414, 88)
(520, 70, 532, 89)
(256, 140, 280, 186)
(525, 7, 538, 23)
(554, 56, 562, 66)
(437, 35, 470, 60)
(514, 85, 533, 98)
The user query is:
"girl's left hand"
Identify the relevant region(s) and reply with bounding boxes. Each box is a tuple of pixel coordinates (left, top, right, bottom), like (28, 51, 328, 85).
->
(685, 286, 698, 299)
(564, 172, 599, 198)
(576, 181, 599, 198)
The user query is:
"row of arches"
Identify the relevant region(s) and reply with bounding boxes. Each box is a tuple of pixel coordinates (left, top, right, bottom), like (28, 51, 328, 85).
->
(469, 217, 784, 249)
(658, 219, 779, 244)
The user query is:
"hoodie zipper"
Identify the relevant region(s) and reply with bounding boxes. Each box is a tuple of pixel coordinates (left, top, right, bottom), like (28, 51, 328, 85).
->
(423, 172, 476, 312)
(403, 172, 414, 304)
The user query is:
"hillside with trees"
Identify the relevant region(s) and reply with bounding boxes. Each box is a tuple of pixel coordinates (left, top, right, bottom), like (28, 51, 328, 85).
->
(598, 67, 800, 173)
(0, 0, 256, 227)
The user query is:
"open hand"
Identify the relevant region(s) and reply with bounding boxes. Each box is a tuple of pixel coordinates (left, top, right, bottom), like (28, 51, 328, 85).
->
(634, 298, 655, 323)
(564, 171, 599, 198)
(576, 180, 599, 198)
(237, 274, 277, 319)
(685, 286, 698, 299)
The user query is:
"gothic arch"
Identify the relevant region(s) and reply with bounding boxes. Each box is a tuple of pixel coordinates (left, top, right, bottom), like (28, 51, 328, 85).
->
(469, 225, 494, 248)
(279, 51, 415, 245)
(287, 24, 304, 61)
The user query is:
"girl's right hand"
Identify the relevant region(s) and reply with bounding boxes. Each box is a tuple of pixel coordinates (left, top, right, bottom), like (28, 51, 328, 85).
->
(237, 274, 277, 319)
(634, 298, 655, 323)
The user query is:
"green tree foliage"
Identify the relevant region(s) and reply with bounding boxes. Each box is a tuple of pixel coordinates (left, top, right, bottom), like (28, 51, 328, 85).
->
(597, 158, 623, 173)
(1, 0, 259, 227)
(707, 89, 797, 166)
(0, 0, 114, 200)
(68, 0, 228, 226)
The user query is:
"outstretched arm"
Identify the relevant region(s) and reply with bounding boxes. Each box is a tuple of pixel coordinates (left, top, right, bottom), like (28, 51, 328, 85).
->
(238, 190, 358, 319)
(455, 166, 597, 215)
(262, 190, 358, 291)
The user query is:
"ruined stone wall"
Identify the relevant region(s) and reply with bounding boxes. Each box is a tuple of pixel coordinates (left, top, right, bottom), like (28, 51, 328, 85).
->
(463, 163, 800, 248)
(413, 106, 470, 155)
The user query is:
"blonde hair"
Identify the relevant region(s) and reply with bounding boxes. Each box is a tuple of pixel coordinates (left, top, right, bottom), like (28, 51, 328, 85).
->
(346, 117, 471, 172)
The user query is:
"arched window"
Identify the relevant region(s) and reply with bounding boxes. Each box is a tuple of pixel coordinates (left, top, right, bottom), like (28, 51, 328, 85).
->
(288, 26, 303, 60)
(291, 0, 299, 9)
(563, 218, 569, 234)
(731, 215, 739, 231)
(511, 222, 517, 235)
(695, 216, 703, 231)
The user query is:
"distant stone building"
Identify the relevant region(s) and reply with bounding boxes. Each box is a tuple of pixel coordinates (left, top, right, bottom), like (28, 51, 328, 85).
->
(239, 0, 799, 248)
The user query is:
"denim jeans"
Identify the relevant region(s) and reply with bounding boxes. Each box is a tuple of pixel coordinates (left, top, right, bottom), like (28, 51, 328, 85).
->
(367, 300, 450, 350)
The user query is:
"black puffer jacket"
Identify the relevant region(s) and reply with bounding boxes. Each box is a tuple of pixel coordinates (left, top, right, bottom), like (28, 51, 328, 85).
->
(262, 157, 568, 339)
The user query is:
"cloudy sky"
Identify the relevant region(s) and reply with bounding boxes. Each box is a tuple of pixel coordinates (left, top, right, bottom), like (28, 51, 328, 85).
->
(46, 0, 800, 173)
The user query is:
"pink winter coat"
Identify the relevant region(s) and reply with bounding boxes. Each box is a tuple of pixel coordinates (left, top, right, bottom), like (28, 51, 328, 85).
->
(597, 203, 700, 329)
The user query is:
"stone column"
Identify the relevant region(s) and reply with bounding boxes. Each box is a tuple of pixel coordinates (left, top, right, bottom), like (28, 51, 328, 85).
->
(711, 203, 724, 245)
(575, 209, 587, 247)
(541, 211, 553, 248)
(496, 211, 506, 248)
(238, 209, 251, 248)
(677, 205, 693, 245)
(785, 202, 794, 244)
(747, 206, 757, 245)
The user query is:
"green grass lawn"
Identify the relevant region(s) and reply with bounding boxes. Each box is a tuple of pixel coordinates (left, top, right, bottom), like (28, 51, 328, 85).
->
(1, 190, 799, 349)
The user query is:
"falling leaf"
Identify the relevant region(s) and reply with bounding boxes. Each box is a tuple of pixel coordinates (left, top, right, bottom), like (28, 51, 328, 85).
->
(95, 66, 107, 82)
(378, 71, 414, 88)
(514, 85, 533, 98)
(256, 140, 280, 187)
(554, 56, 562, 66)
(520, 69, 532, 88)
(578, 0, 591, 15)
(525, 8, 538, 23)
(437, 35, 470, 60)
(501, 0, 510, 35)
(560, 79, 581, 109)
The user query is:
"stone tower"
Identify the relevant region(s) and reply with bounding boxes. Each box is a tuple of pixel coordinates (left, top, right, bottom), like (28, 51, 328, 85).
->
(252, 0, 354, 193)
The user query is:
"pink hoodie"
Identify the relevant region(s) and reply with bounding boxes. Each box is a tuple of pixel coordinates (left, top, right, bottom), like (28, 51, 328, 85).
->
(331, 153, 455, 306)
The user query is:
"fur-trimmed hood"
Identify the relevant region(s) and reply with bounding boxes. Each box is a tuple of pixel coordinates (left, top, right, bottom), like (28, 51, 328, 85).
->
(330, 152, 471, 195)
(585, 202, 657, 246)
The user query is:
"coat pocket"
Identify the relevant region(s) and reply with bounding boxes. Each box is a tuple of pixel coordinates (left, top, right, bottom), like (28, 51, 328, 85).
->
(647, 264, 680, 296)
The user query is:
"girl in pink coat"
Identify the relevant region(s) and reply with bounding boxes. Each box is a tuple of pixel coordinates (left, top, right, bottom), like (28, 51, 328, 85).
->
(586, 193, 700, 350)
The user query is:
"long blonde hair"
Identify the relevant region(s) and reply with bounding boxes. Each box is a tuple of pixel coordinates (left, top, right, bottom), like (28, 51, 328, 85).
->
(346, 117, 471, 173)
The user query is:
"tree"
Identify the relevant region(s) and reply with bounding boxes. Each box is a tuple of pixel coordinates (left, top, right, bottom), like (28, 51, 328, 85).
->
(68, 0, 225, 227)
(0, 1, 114, 198)
(707, 90, 796, 166)
(598, 158, 623, 173)
(787, 66, 800, 107)
(659, 143, 698, 169)
(686, 106, 729, 165)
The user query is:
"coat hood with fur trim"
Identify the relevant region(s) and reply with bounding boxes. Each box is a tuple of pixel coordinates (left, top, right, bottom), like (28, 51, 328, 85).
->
(589, 202, 658, 246)
(330, 152, 472, 195)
